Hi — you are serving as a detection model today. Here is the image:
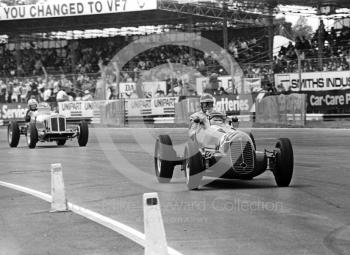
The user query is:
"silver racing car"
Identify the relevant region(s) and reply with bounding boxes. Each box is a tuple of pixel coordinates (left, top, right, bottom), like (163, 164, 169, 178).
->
(8, 105, 89, 149)
(154, 116, 294, 190)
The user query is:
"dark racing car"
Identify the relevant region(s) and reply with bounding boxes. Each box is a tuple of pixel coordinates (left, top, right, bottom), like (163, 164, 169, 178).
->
(154, 114, 294, 190)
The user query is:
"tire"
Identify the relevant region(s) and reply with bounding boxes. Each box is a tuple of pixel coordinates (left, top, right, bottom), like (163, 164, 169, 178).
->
(56, 139, 66, 146)
(26, 122, 38, 149)
(248, 132, 256, 150)
(78, 121, 89, 147)
(154, 135, 175, 183)
(273, 138, 294, 187)
(8, 121, 20, 148)
(184, 141, 204, 190)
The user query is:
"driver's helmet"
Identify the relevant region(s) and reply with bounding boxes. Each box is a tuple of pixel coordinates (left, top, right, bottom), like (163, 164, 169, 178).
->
(209, 111, 226, 125)
(199, 93, 215, 113)
(28, 99, 38, 111)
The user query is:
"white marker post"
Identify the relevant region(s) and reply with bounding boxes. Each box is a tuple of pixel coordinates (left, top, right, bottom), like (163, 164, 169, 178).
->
(50, 163, 69, 212)
(143, 192, 169, 255)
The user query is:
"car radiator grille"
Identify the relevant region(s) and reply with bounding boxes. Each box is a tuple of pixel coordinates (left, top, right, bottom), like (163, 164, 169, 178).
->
(230, 140, 255, 174)
(59, 117, 65, 131)
(51, 117, 66, 132)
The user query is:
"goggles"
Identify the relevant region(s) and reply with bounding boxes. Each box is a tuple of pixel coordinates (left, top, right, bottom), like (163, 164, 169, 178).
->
(201, 102, 214, 107)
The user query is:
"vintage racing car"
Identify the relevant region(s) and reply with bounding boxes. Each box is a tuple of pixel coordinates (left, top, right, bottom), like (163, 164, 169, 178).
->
(154, 115, 294, 190)
(7, 104, 89, 149)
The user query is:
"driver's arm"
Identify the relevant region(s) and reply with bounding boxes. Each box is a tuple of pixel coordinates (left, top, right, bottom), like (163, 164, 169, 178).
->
(25, 110, 31, 122)
(189, 112, 209, 137)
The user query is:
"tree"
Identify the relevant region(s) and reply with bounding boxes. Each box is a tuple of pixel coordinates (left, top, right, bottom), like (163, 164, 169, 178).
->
(292, 16, 313, 40)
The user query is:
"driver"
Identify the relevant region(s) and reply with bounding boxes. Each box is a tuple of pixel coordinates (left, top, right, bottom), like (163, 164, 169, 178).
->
(25, 98, 38, 122)
(189, 93, 215, 136)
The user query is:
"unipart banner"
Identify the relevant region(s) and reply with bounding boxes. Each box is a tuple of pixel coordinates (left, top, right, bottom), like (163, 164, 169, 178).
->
(58, 100, 110, 119)
(275, 71, 350, 92)
(125, 97, 179, 117)
(0, 0, 157, 20)
(306, 90, 350, 113)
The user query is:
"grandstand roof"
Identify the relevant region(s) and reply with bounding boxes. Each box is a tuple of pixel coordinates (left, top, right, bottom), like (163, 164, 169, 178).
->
(1, 0, 349, 36)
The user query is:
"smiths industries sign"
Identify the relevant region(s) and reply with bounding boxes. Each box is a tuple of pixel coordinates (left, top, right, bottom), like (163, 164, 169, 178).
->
(0, 0, 157, 20)
(275, 71, 350, 92)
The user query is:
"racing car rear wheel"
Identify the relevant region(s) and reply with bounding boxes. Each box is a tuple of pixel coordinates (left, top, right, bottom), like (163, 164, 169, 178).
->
(184, 141, 204, 190)
(56, 139, 66, 146)
(273, 138, 294, 187)
(154, 135, 176, 183)
(27, 123, 38, 149)
(78, 121, 89, 147)
(8, 121, 20, 148)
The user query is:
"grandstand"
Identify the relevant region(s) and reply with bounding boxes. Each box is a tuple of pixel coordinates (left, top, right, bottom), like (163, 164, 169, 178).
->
(0, 0, 349, 105)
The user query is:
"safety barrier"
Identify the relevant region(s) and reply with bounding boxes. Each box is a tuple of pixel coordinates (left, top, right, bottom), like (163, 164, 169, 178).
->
(2, 94, 350, 127)
(255, 93, 307, 126)
(100, 100, 125, 127)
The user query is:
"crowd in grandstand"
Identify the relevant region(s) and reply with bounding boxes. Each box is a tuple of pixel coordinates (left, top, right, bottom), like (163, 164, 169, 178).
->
(274, 24, 350, 73)
(1, 22, 350, 103)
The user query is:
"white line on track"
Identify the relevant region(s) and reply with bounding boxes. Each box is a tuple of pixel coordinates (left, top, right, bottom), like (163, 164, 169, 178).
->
(0, 181, 183, 255)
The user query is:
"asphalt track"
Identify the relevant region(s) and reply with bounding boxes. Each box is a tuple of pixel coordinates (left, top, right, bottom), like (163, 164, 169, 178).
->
(0, 127, 349, 255)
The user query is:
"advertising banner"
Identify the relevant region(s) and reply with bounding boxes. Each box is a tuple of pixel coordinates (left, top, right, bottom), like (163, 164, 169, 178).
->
(0, 103, 27, 121)
(243, 78, 262, 93)
(58, 100, 109, 119)
(0, 0, 157, 20)
(125, 97, 178, 117)
(275, 71, 350, 92)
(214, 94, 254, 115)
(306, 89, 350, 113)
(174, 94, 255, 125)
(119, 82, 137, 98)
(256, 93, 306, 126)
(142, 81, 167, 97)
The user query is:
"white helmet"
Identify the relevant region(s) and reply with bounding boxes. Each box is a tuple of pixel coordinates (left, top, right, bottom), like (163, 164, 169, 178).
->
(28, 99, 38, 110)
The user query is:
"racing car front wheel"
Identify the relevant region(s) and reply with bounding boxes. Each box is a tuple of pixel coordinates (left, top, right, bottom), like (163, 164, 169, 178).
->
(184, 141, 204, 190)
(78, 121, 89, 147)
(273, 138, 294, 187)
(248, 132, 256, 150)
(8, 121, 20, 148)
(27, 123, 38, 149)
(154, 135, 176, 183)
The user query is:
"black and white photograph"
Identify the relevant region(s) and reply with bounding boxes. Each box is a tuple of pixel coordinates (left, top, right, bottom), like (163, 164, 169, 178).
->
(0, 0, 349, 254)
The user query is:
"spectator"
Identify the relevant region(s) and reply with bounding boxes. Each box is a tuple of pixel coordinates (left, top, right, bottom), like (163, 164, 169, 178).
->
(12, 82, 21, 102)
(82, 90, 93, 101)
(56, 86, 69, 102)
(0, 81, 6, 103)
(26, 81, 40, 102)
